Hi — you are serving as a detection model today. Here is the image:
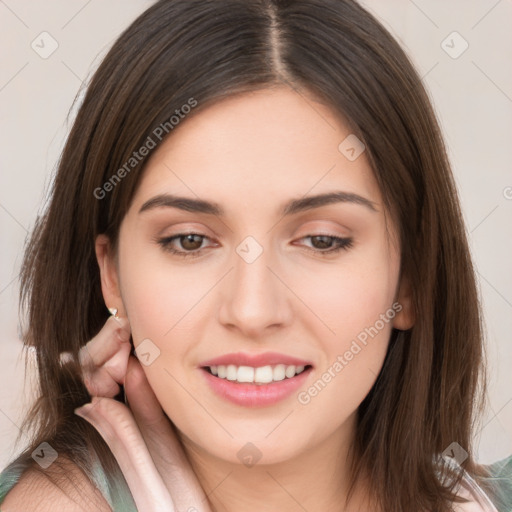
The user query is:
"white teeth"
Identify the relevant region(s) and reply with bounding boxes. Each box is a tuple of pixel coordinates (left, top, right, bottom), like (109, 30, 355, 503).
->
(273, 364, 286, 381)
(254, 365, 273, 383)
(285, 365, 296, 378)
(237, 366, 254, 382)
(208, 363, 308, 384)
(226, 365, 238, 380)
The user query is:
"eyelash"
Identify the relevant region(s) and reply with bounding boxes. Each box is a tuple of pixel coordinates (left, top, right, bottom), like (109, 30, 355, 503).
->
(156, 232, 354, 259)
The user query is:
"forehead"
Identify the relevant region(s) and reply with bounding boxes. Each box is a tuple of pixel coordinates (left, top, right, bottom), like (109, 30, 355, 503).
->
(130, 87, 381, 217)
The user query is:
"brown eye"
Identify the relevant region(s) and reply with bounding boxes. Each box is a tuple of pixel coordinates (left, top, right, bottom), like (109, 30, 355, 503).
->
(179, 234, 204, 251)
(157, 233, 213, 259)
(310, 235, 335, 249)
(297, 234, 354, 255)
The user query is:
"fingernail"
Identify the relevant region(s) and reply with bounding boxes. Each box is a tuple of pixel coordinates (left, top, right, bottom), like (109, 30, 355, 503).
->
(74, 409, 86, 419)
(74, 403, 92, 418)
(59, 352, 73, 365)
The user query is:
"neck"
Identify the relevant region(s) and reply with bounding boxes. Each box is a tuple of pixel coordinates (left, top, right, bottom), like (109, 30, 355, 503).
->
(177, 413, 377, 512)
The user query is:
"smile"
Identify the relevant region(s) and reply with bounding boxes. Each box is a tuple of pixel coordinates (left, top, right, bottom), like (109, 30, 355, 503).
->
(200, 365, 313, 407)
(205, 364, 309, 384)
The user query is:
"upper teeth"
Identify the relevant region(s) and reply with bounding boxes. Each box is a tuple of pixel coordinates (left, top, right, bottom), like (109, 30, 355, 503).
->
(209, 364, 306, 384)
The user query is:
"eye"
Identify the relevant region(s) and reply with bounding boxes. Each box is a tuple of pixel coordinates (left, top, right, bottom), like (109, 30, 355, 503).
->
(295, 234, 354, 256)
(156, 233, 215, 259)
(156, 232, 353, 259)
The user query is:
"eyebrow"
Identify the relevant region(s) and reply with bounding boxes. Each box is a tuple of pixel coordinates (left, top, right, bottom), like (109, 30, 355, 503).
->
(138, 190, 378, 216)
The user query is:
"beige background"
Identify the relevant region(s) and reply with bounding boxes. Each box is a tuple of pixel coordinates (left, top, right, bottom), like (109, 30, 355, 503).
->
(0, 0, 511, 469)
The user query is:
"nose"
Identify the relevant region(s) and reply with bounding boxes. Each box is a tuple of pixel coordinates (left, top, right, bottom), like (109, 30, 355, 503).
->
(217, 240, 293, 338)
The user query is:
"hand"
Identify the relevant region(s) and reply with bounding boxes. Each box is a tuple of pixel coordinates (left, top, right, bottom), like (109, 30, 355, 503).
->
(77, 314, 132, 398)
(73, 316, 211, 512)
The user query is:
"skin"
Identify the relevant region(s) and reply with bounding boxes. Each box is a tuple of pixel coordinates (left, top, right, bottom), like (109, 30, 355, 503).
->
(95, 86, 414, 512)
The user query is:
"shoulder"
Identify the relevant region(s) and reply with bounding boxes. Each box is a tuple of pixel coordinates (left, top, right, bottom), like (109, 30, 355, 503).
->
(475, 453, 512, 512)
(1, 455, 112, 512)
(484, 453, 512, 478)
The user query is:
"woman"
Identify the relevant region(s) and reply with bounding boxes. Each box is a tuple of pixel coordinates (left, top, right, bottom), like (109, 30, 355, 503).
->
(0, 0, 511, 510)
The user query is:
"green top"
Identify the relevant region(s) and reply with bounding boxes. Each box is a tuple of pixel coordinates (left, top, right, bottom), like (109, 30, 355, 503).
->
(0, 452, 511, 511)
(0, 451, 137, 511)
(480, 453, 512, 511)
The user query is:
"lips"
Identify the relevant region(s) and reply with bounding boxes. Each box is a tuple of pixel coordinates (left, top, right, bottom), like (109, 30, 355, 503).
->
(200, 364, 313, 407)
(199, 351, 313, 368)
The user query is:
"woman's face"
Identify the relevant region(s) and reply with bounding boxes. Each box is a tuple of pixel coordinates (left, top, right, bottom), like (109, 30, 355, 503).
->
(97, 86, 413, 465)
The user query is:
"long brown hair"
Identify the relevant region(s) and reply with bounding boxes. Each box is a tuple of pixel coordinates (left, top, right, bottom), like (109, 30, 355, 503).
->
(5, 0, 497, 510)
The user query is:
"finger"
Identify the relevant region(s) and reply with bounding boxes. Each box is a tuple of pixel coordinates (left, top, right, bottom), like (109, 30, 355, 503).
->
(99, 340, 133, 383)
(75, 397, 175, 512)
(79, 316, 131, 369)
(84, 340, 132, 397)
(83, 373, 116, 398)
(124, 356, 210, 511)
(80, 317, 132, 397)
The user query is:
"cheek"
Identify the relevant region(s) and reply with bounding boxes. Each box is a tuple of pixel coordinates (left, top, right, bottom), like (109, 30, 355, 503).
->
(119, 241, 210, 345)
(288, 250, 398, 340)
(118, 248, 209, 417)
(290, 245, 398, 405)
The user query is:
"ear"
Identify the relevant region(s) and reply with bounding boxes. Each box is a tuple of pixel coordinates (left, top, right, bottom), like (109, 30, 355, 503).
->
(392, 274, 415, 331)
(95, 234, 126, 317)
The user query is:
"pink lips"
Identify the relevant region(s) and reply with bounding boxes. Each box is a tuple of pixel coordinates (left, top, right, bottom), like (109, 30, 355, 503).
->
(198, 351, 313, 408)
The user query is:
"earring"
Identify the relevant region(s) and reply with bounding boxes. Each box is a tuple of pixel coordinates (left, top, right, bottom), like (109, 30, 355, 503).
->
(108, 307, 119, 319)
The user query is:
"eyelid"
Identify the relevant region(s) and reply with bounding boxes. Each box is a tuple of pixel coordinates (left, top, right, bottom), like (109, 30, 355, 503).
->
(293, 219, 351, 237)
(156, 221, 218, 237)
(155, 230, 353, 259)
